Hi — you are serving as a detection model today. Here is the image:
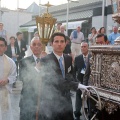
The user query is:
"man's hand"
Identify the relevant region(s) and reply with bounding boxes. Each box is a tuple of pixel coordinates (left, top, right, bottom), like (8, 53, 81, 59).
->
(78, 83, 90, 95)
(0, 79, 9, 86)
(22, 48, 25, 51)
(78, 83, 89, 92)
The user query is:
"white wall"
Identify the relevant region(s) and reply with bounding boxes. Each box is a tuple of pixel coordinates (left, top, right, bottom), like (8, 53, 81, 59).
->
(1, 10, 32, 43)
(92, 16, 103, 31)
(106, 0, 112, 6)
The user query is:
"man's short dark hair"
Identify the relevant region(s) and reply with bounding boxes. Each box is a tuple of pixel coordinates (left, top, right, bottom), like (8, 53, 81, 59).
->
(95, 34, 108, 42)
(57, 22, 62, 26)
(16, 32, 22, 36)
(50, 32, 66, 43)
(10, 36, 15, 40)
(0, 37, 7, 46)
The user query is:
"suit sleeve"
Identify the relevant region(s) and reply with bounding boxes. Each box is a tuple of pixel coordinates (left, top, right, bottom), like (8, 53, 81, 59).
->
(63, 56, 78, 91)
(19, 59, 25, 82)
(73, 57, 77, 81)
(23, 40, 27, 51)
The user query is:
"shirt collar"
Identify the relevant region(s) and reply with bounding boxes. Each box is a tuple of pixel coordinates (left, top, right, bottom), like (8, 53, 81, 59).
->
(33, 54, 41, 62)
(53, 51, 64, 61)
(83, 53, 88, 58)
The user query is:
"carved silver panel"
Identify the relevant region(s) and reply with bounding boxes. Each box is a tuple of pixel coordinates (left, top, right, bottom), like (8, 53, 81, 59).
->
(88, 45, 120, 113)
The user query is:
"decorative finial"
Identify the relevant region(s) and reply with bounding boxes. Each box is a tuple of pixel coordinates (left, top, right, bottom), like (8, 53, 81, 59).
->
(41, 1, 53, 13)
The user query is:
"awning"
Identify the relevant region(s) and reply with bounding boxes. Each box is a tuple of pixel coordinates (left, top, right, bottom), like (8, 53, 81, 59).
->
(19, 26, 37, 32)
(20, 10, 93, 28)
(62, 20, 86, 29)
(54, 10, 93, 22)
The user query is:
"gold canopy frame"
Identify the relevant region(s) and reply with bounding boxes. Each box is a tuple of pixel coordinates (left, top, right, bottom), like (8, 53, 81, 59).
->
(36, 2, 57, 45)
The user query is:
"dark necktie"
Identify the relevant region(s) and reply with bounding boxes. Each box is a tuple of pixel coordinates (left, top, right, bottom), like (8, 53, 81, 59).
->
(59, 57, 65, 78)
(84, 56, 87, 67)
(36, 58, 40, 63)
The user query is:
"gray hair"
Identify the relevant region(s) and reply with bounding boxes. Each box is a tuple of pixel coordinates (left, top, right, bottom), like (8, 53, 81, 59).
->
(81, 41, 88, 46)
(30, 36, 41, 45)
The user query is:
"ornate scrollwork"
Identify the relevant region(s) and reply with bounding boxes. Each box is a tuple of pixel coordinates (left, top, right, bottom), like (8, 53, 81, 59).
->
(100, 55, 120, 92)
(104, 101, 119, 114)
(89, 44, 120, 114)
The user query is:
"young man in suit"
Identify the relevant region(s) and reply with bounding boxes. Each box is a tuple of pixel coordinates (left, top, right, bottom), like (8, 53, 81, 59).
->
(19, 36, 44, 120)
(15, 32, 27, 75)
(73, 41, 91, 120)
(40, 32, 76, 120)
(15, 32, 27, 60)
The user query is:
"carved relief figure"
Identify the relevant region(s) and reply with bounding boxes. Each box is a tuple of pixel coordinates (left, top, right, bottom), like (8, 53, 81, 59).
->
(109, 62, 120, 83)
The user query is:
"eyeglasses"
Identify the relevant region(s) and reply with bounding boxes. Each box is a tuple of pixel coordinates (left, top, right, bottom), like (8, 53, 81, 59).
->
(0, 44, 5, 47)
(32, 43, 42, 47)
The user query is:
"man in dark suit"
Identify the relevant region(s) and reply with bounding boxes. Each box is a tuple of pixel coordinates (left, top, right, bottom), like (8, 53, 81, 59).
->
(40, 32, 77, 120)
(15, 32, 27, 60)
(15, 32, 27, 75)
(81, 34, 110, 119)
(19, 36, 44, 120)
(73, 41, 91, 120)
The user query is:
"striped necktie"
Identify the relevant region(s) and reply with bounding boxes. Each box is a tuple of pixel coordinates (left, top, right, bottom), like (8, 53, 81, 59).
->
(59, 57, 65, 78)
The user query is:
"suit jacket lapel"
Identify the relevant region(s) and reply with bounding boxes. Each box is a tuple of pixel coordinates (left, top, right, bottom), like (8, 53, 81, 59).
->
(50, 52, 59, 67)
(50, 52, 63, 75)
(63, 54, 67, 74)
(30, 55, 36, 66)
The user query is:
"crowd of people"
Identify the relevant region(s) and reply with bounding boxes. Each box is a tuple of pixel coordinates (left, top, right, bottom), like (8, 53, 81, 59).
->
(0, 21, 120, 120)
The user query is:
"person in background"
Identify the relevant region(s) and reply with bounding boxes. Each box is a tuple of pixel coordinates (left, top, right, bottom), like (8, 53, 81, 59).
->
(78, 34, 109, 119)
(54, 22, 62, 33)
(88, 27, 97, 46)
(63, 36, 71, 55)
(108, 26, 120, 44)
(15, 32, 27, 74)
(0, 22, 7, 42)
(73, 42, 91, 120)
(63, 36, 73, 62)
(34, 31, 39, 37)
(5, 36, 20, 74)
(0, 37, 16, 120)
(118, 27, 120, 33)
(60, 25, 67, 36)
(45, 41, 53, 54)
(70, 26, 84, 60)
(99, 27, 106, 34)
(15, 32, 27, 60)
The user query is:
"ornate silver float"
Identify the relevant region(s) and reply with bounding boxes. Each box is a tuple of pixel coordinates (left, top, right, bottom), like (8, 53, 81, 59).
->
(82, 44, 120, 120)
